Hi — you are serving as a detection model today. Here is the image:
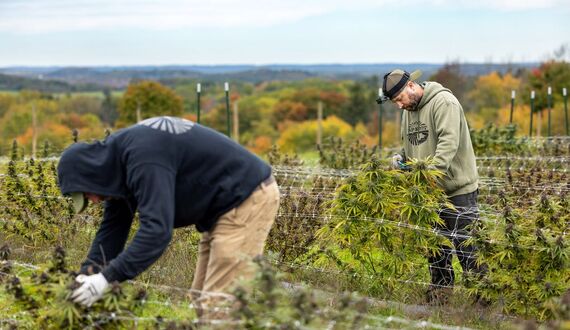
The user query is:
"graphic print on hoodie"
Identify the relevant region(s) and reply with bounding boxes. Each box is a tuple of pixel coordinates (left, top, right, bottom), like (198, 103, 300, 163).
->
(407, 121, 429, 146)
(57, 116, 272, 282)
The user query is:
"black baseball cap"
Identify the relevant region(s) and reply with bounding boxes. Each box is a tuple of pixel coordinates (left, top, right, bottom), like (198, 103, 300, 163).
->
(377, 69, 422, 104)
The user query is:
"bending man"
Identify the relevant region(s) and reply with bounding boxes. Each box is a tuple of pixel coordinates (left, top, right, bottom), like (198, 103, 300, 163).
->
(57, 116, 280, 317)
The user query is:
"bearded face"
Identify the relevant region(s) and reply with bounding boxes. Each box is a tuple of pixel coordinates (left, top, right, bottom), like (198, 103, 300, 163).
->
(402, 89, 422, 111)
(393, 86, 422, 111)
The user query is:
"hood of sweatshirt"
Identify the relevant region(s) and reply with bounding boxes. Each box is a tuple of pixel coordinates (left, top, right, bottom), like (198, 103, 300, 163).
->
(417, 82, 453, 110)
(57, 139, 128, 199)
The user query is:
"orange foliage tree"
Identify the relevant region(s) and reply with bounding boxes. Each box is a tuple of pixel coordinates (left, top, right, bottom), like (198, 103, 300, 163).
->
(467, 72, 520, 123)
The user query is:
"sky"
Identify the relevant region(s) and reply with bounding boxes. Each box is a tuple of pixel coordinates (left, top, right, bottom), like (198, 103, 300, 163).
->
(0, 0, 569, 66)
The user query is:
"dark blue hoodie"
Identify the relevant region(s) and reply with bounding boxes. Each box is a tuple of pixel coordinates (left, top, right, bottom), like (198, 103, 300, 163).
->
(57, 116, 272, 282)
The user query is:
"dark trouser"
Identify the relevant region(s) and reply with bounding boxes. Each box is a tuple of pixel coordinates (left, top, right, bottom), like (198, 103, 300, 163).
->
(428, 190, 485, 287)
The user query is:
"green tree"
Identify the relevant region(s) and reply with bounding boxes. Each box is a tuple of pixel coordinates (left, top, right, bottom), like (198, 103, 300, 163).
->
(524, 60, 570, 110)
(59, 95, 103, 117)
(117, 80, 183, 127)
(101, 88, 119, 126)
(341, 81, 372, 126)
(0, 93, 17, 119)
(522, 60, 570, 135)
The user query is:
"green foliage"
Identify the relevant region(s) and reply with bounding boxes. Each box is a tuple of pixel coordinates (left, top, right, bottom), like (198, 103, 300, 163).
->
(232, 257, 372, 329)
(470, 123, 528, 155)
(117, 81, 184, 127)
(339, 78, 378, 126)
(318, 136, 378, 169)
(470, 123, 570, 157)
(0, 91, 108, 157)
(314, 157, 450, 297)
(524, 60, 570, 113)
(277, 115, 358, 154)
(266, 144, 304, 167)
(0, 93, 17, 123)
(266, 145, 334, 264)
(0, 246, 162, 329)
(100, 89, 119, 126)
(0, 157, 83, 244)
(469, 192, 570, 320)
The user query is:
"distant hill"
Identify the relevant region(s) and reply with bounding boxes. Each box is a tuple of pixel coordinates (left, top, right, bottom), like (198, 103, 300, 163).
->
(0, 73, 83, 93)
(0, 63, 539, 91)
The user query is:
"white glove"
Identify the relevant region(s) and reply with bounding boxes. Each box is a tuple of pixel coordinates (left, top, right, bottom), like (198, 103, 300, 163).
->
(72, 273, 109, 307)
(391, 154, 403, 169)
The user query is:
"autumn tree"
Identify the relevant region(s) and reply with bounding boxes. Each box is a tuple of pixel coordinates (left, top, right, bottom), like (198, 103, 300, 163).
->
(272, 86, 347, 124)
(467, 72, 520, 122)
(117, 80, 184, 127)
(277, 115, 358, 153)
(273, 100, 309, 123)
(522, 60, 570, 135)
(0, 90, 107, 156)
(429, 62, 473, 108)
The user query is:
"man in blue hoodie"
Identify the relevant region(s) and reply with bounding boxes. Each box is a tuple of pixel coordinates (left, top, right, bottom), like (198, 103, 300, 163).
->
(57, 116, 280, 316)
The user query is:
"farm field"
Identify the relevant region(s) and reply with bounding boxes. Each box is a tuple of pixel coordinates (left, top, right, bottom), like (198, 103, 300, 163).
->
(1, 0, 569, 326)
(0, 128, 569, 329)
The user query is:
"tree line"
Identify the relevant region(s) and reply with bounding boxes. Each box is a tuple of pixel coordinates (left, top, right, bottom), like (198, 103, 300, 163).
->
(0, 59, 569, 158)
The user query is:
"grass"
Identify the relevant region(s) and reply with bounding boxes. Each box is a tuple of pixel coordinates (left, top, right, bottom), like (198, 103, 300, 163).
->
(299, 150, 320, 167)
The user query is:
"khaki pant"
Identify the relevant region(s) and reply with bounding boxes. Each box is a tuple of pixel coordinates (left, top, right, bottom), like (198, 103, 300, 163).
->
(191, 178, 280, 320)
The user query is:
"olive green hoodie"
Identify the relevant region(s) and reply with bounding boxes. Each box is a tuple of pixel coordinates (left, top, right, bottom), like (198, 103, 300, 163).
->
(400, 81, 478, 197)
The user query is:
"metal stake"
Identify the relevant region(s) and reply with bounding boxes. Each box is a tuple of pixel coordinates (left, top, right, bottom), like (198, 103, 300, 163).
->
(509, 90, 515, 124)
(225, 82, 231, 137)
(562, 87, 570, 136)
(529, 90, 535, 137)
(197, 83, 201, 124)
(547, 86, 552, 136)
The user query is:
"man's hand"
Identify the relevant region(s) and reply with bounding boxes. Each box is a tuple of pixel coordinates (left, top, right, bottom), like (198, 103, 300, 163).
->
(391, 154, 404, 169)
(71, 273, 109, 307)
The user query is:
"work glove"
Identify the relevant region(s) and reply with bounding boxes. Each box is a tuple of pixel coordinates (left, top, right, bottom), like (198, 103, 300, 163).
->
(71, 273, 109, 307)
(391, 154, 404, 169)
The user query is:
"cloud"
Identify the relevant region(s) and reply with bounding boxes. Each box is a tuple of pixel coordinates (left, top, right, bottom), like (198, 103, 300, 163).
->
(0, 0, 567, 33)
(0, 0, 390, 33)
(435, 0, 568, 10)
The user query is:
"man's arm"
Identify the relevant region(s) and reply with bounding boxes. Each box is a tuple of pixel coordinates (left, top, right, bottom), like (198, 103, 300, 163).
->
(80, 198, 135, 274)
(101, 164, 176, 283)
(432, 97, 461, 172)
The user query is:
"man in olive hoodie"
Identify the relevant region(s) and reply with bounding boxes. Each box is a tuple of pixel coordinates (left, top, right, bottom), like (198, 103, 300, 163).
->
(380, 69, 485, 304)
